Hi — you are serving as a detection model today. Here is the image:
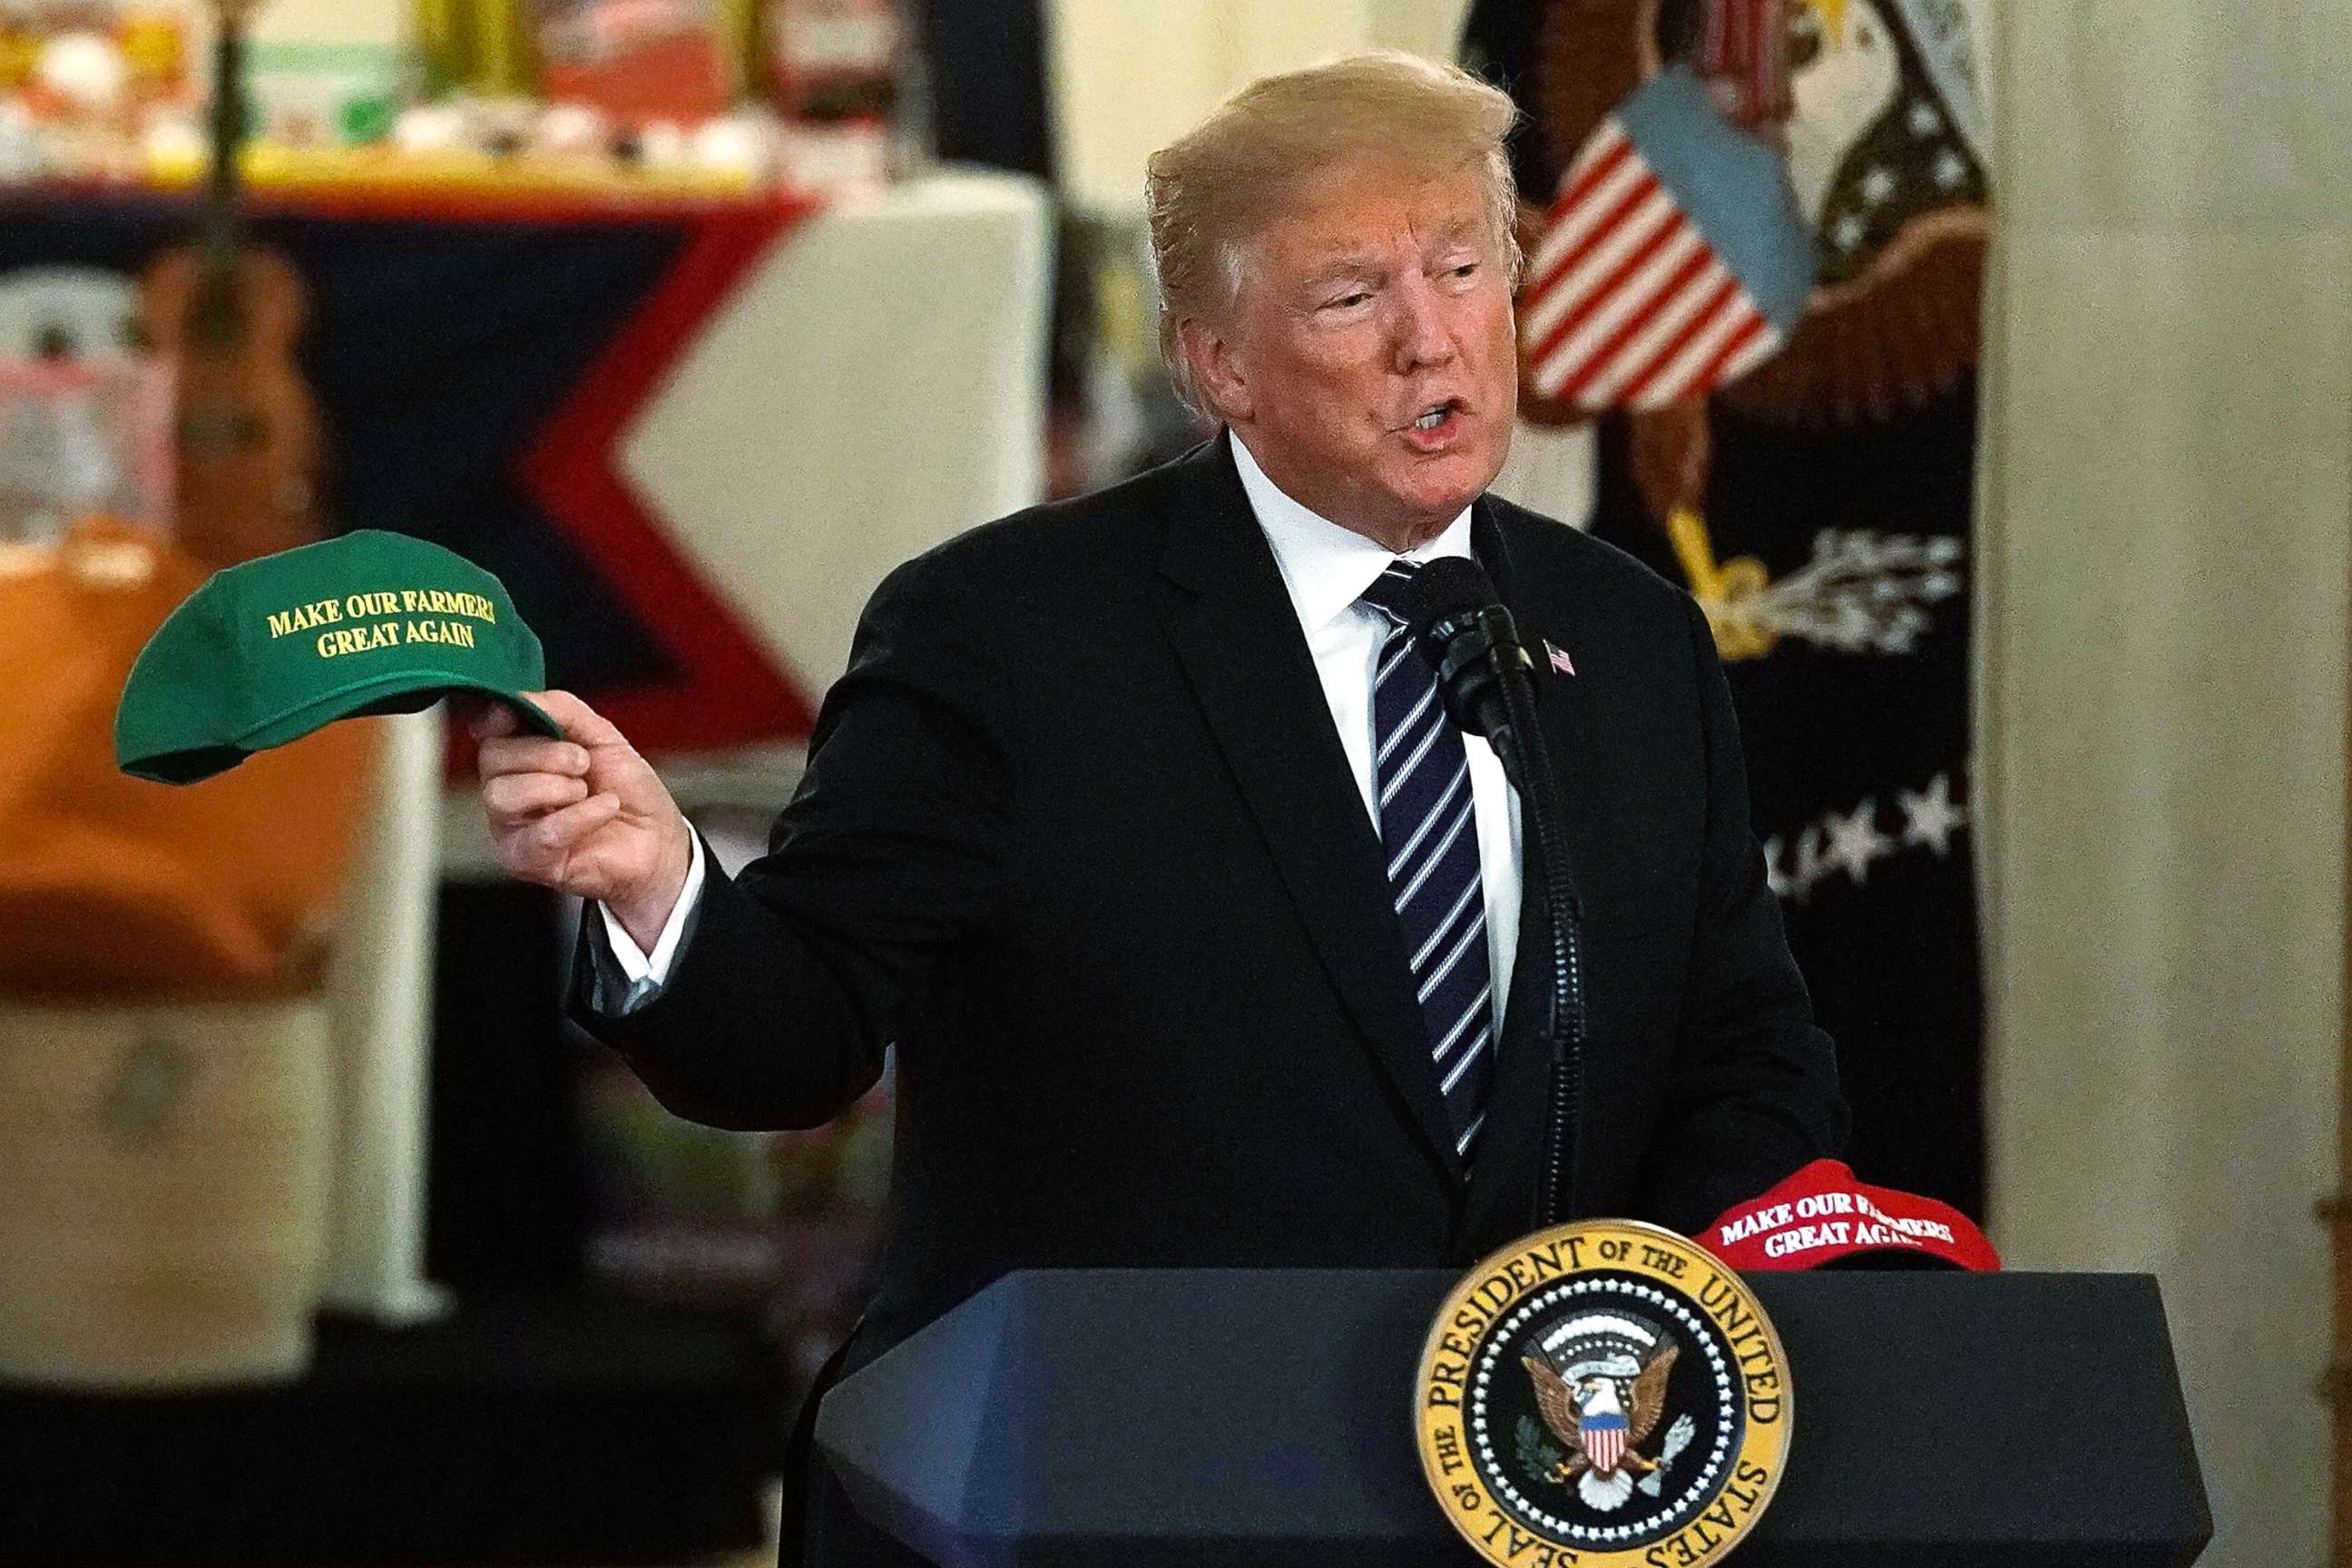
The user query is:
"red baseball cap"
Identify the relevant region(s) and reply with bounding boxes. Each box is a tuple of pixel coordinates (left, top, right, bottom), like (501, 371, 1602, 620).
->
(1700, 1159, 2000, 1272)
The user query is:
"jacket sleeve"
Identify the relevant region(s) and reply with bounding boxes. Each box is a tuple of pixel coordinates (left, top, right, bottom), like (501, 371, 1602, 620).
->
(563, 548, 1014, 1131)
(1633, 594, 1849, 1233)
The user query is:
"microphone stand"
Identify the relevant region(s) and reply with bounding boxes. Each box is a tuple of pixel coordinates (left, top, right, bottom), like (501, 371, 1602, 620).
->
(1495, 662, 1586, 1230)
(1426, 609, 1587, 1228)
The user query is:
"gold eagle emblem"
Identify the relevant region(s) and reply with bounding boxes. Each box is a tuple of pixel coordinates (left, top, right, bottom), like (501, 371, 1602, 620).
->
(1523, 1337, 1697, 1511)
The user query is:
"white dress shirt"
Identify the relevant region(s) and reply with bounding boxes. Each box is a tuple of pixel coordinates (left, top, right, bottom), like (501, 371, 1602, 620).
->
(598, 436, 1524, 1031)
(594, 813, 706, 1006)
(1228, 434, 1521, 1039)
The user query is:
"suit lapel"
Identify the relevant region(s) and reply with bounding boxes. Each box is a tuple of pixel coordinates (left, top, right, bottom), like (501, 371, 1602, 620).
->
(1462, 499, 1607, 1243)
(1155, 436, 1465, 1186)
(1475, 497, 1605, 910)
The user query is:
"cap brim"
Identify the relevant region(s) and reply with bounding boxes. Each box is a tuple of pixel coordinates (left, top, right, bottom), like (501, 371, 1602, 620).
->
(238, 671, 565, 754)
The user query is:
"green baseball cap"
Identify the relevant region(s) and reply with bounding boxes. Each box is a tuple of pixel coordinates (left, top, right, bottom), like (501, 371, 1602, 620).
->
(117, 529, 565, 785)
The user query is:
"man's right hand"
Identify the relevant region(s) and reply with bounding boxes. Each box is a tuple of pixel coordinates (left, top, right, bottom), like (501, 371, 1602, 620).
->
(475, 689, 693, 953)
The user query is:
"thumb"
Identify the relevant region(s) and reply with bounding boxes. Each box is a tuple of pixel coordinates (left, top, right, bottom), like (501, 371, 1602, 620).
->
(466, 698, 517, 740)
(522, 688, 629, 750)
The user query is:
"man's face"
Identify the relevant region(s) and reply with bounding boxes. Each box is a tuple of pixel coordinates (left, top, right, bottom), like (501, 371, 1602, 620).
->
(1191, 160, 1518, 549)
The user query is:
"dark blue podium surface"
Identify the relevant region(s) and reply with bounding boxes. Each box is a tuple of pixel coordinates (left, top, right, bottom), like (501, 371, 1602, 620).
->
(816, 1269, 2208, 1568)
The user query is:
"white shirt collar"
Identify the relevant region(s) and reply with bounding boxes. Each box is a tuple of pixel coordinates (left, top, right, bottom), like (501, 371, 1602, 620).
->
(1229, 431, 1476, 633)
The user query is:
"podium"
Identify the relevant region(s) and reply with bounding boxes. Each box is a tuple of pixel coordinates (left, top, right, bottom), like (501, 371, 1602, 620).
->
(817, 1269, 2210, 1567)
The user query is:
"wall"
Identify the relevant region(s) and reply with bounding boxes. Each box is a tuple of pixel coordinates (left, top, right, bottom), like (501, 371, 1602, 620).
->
(1045, 0, 1471, 211)
(1975, 3, 2352, 1562)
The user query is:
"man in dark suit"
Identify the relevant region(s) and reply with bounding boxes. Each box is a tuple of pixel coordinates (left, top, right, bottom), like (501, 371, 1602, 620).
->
(475, 50, 1843, 1567)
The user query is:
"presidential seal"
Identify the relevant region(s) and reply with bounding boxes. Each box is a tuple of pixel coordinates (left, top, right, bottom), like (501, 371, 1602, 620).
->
(1416, 1220, 1789, 1567)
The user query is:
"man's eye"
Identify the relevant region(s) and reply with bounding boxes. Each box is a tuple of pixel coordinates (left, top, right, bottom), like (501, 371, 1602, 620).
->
(1327, 290, 1371, 310)
(1450, 262, 1480, 279)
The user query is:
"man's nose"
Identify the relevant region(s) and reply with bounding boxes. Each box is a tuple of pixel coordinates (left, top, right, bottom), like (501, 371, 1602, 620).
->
(1389, 275, 1458, 371)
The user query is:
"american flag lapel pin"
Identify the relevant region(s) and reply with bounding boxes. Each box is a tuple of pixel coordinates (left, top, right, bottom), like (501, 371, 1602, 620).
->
(1544, 637, 1576, 677)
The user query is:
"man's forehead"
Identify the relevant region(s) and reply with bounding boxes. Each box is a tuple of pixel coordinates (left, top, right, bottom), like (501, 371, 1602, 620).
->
(1261, 167, 1490, 265)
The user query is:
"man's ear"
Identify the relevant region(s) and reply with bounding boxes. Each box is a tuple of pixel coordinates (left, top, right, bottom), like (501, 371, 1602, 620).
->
(1178, 316, 1252, 424)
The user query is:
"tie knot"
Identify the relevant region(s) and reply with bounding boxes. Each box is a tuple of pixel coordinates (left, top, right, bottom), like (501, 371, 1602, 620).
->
(1357, 559, 1421, 627)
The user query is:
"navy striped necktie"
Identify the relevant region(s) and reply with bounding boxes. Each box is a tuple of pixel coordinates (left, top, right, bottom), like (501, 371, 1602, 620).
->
(1358, 559, 1494, 1161)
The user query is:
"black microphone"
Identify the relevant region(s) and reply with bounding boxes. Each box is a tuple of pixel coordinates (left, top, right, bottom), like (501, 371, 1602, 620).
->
(1405, 556, 1535, 790)
(1406, 554, 1585, 1225)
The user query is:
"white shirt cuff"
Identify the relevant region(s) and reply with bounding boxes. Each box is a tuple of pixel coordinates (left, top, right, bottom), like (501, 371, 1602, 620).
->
(596, 828, 707, 988)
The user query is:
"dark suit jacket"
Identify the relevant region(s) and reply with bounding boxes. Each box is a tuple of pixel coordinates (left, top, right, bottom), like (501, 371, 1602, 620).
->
(564, 433, 1845, 1565)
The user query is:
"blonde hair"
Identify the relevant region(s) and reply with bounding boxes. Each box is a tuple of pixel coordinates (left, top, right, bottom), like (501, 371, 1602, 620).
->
(1145, 50, 1523, 421)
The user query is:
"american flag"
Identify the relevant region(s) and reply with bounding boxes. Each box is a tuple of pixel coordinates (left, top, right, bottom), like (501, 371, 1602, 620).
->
(1581, 1408, 1630, 1473)
(1518, 66, 1814, 414)
(1545, 638, 1576, 677)
(1699, 0, 1795, 127)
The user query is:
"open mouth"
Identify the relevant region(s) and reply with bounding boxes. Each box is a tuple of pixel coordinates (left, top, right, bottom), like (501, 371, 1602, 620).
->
(1401, 398, 1468, 448)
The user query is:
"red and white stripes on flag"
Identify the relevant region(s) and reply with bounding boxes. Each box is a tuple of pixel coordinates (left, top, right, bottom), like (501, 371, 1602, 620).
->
(1699, 0, 1795, 126)
(1518, 119, 1785, 413)
(1582, 1413, 1629, 1472)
